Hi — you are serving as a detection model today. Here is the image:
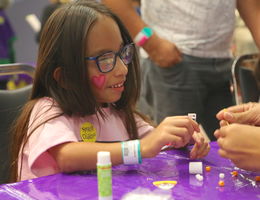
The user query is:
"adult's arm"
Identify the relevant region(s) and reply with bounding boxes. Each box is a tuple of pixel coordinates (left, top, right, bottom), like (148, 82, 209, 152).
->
(102, 0, 182, 67)
(237, 0, 260, 49)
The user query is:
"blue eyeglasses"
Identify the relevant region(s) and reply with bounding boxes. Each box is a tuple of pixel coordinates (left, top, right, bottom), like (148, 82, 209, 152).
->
(85, 43, 135, 73)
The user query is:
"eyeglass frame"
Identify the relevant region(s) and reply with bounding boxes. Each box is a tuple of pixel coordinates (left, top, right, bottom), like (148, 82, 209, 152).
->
(85, 43, 135, 73)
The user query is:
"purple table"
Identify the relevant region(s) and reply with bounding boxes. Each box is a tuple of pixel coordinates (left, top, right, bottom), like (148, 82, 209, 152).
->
(0, 142, 260, 199)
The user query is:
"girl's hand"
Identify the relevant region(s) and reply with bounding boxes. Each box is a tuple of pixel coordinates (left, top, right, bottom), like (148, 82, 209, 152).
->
(141, 116, 200, 158)
(189, 132, 210, 159)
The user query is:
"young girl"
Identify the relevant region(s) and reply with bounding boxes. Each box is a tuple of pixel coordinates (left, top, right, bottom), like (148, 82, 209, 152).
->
(9, 0, 210, 182)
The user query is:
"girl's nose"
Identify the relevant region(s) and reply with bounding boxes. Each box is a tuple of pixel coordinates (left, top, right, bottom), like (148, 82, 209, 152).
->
(114, 56, 128, 76)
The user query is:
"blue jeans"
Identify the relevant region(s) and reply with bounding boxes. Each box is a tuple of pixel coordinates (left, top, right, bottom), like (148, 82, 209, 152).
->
(138, 54, 234, 141)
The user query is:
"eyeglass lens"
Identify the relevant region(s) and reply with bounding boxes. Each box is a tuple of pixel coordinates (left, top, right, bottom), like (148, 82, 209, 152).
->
(97, 44, 134, 73)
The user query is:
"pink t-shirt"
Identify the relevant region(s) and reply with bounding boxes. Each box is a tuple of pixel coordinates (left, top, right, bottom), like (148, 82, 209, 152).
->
(19, 97, 154, 181)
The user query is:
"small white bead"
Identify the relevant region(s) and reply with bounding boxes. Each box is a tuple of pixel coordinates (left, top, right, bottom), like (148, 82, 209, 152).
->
(219, 173, 225, 179)
(195, 174, 203, 181)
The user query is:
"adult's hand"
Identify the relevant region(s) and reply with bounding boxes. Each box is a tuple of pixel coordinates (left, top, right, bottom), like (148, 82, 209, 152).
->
(216, 102, 260, 127)
(143, 34, 182, 68)
(214, 123, 260, 171)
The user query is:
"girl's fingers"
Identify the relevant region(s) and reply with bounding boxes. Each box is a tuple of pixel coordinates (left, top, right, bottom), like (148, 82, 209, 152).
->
(171, 135, 185, 148)
(166, 126, 192, 146)
(192, 132, 204, 145)
(166, 116, 200, 135)
(190, 132, 210, 159)
(190, 143, 198, 159)
(190, 141, 210, 159)
(165, 133, 190, 149)
(196, 142, 210, 158)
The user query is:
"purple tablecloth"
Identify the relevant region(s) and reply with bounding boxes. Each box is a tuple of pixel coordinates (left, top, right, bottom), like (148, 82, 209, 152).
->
(0, 142, 260, 199)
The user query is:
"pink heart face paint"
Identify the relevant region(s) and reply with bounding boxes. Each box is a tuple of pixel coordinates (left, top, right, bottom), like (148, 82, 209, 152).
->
(91, 75, 106, 89)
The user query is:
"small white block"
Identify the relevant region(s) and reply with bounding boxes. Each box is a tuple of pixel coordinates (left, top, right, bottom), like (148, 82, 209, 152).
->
(219, 173, 225, 179)
(188, 113, 197, 121)
(189, 162, 203, 174)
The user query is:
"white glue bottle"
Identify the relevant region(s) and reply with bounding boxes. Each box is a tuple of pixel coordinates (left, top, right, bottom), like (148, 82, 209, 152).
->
(97, 151, 112, 200)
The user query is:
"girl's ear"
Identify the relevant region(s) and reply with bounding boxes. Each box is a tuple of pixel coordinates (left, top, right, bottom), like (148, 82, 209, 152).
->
(53, 67, 70, 89)
(53, 67, 64, 87)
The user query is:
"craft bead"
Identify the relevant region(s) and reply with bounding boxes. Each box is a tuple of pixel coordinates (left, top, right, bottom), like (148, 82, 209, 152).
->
(255, 176, 260, 181)
(205, 166, 211, 172)
(231, 171, 238, 177)
(218, 180, 225, 187)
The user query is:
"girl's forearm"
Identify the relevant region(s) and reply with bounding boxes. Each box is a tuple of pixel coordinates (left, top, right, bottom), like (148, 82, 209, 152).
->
(48, 142, 122, 172)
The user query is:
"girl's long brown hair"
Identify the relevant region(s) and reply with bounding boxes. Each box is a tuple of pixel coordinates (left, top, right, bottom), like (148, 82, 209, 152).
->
(9, 0, 144, 182)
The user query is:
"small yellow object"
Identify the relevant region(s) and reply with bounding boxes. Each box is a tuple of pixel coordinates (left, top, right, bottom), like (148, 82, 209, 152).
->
(153, 181, 177, 190)
(7, 80, 16, 90)
(205, 166, 211, 172)
(218, 180, 225, 187)
(255, 176, 260, 181)
(0, 16, 4, 25)
(80, 122, 96, 142)
(231, 171, 238, 177)
(17, 80, 27, 88)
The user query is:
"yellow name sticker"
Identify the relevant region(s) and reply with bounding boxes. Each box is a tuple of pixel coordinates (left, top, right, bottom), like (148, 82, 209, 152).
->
(80, 122, 96, 142)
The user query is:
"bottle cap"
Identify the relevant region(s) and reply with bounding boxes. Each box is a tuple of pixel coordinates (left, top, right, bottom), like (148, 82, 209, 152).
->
(97, 151, 111, 166)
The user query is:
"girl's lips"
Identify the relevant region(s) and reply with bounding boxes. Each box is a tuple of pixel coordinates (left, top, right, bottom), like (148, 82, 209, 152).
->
(108, 81, 124, 88)
(111, 85, 124, 92)
(108, 82, 125, 92)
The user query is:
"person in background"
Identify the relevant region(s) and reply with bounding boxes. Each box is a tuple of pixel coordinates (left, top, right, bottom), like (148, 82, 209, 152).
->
(102, 0, 260, 141)
(215, 102, 260, 171)
(9, 0, 209, 182)
(254, 56, 260, 99)
(0, 0, 16, 89)
(36, 0, 71, 43)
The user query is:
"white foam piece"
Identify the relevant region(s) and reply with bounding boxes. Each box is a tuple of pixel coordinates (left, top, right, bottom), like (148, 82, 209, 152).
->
(189, 162, 203, 174)
(195, 174, 203, 181)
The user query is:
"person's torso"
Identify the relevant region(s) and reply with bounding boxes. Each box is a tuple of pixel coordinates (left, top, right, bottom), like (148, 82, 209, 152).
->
(141, 0, 237, 58)
(19, 97, 153, 180)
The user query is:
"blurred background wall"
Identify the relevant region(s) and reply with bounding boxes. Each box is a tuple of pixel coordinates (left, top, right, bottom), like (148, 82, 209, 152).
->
(5, 0, 48, 63)
(4, 1, 259, 64)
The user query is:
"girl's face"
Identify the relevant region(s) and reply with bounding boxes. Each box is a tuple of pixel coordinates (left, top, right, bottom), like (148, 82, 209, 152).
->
(85, 15, 129, 104)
